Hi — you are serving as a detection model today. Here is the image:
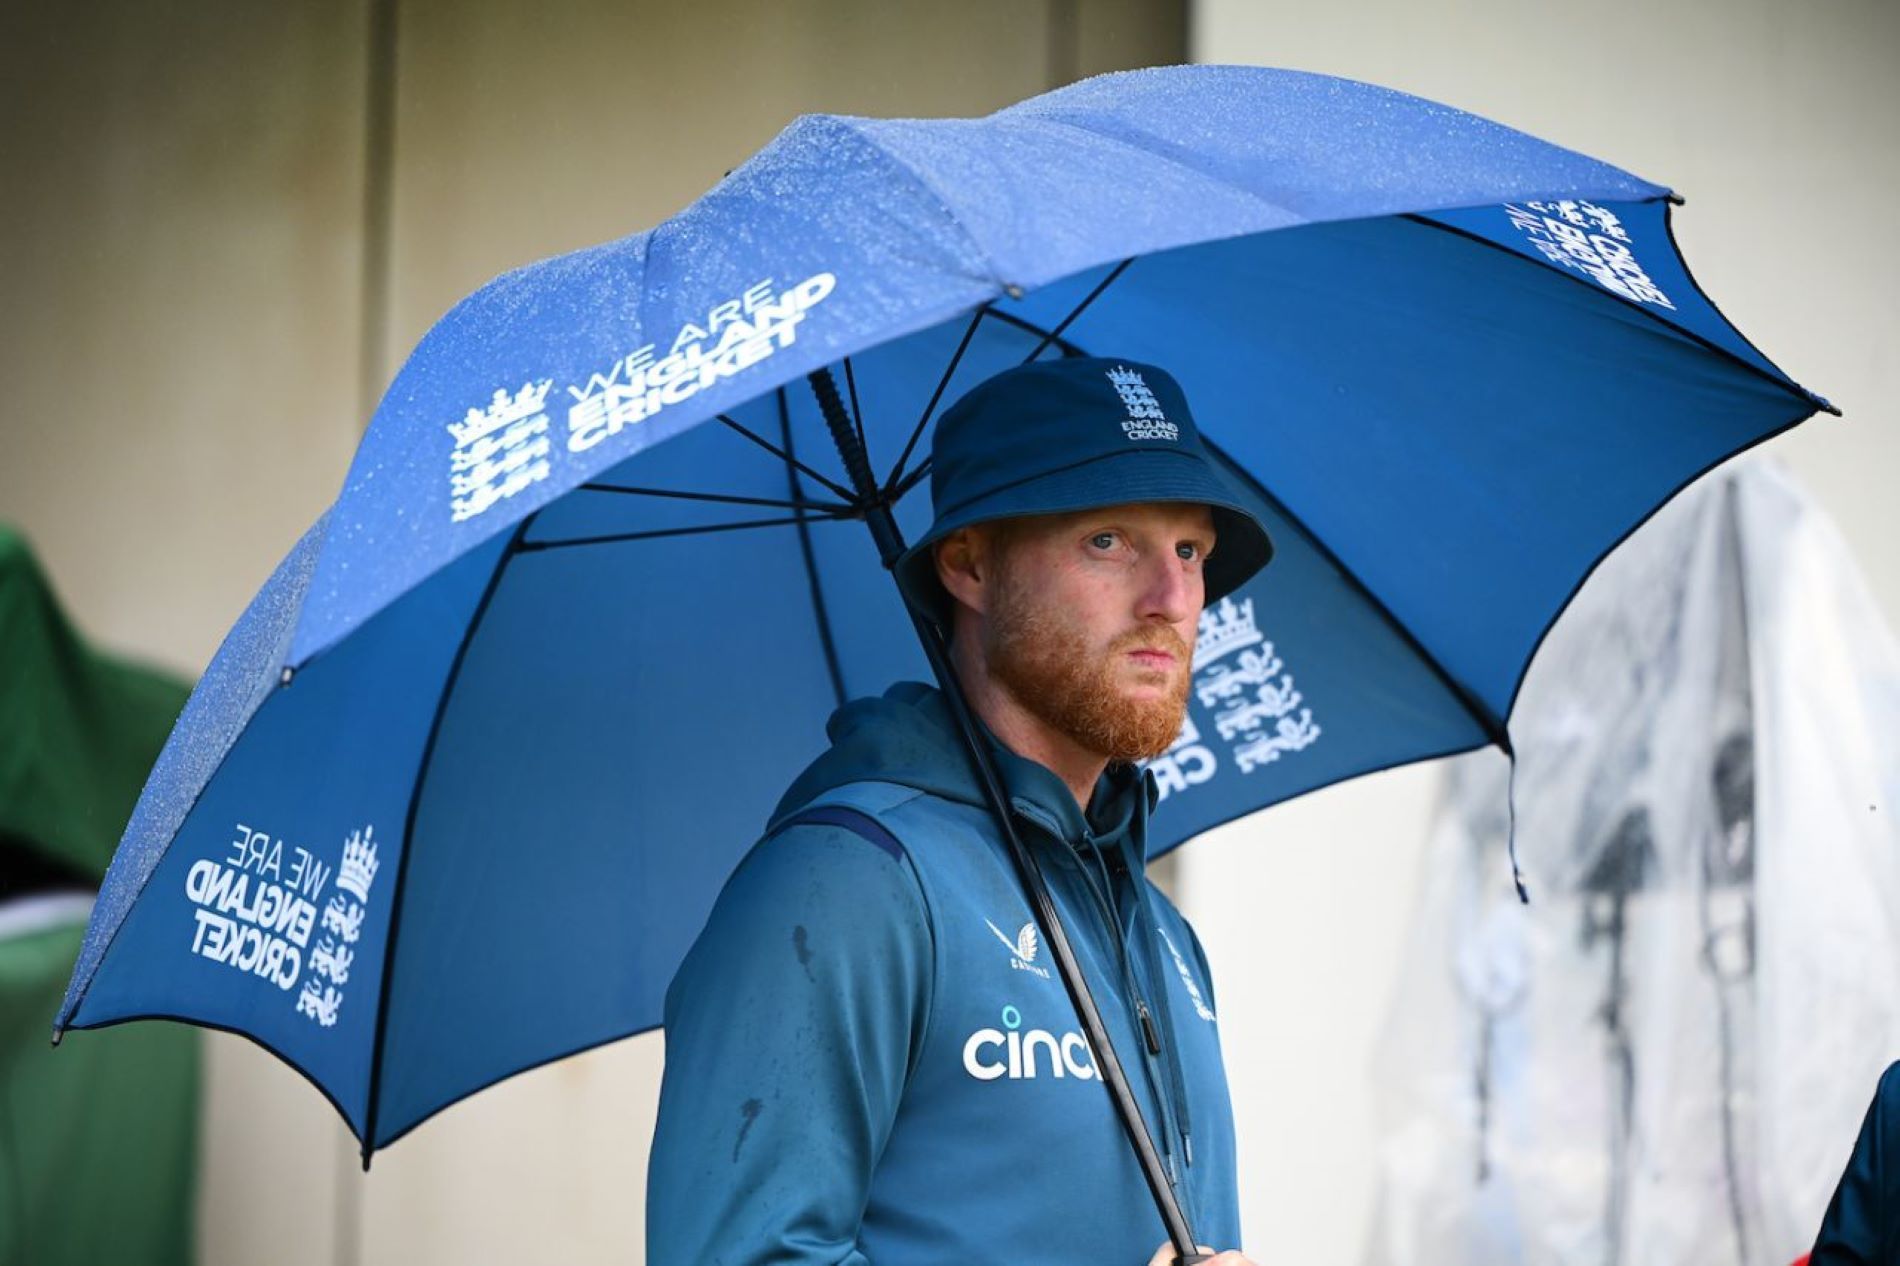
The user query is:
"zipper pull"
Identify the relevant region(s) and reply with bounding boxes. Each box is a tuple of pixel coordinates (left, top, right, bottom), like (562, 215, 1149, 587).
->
(1137, 999, 1162, 1055)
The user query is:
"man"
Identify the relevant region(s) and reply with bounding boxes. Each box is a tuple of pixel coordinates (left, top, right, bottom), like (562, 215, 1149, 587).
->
(647, 357, 1272, 1265)
(1809, 1059, 1900, 1263)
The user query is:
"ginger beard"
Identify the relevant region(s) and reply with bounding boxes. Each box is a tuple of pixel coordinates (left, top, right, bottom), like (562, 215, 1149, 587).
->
(982, 553, 1193, 764)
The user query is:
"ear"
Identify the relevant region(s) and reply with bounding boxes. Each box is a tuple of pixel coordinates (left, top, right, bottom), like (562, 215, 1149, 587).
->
(933, 526, 992, 618)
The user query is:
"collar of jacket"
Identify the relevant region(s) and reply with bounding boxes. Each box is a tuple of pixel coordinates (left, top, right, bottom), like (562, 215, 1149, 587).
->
(775, 680, 1162, 864)
(970, 707, 1153, 867)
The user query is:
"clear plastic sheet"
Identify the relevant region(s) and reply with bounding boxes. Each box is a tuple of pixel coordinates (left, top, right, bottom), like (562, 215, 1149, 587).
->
(1364, 457, 1900, 1266)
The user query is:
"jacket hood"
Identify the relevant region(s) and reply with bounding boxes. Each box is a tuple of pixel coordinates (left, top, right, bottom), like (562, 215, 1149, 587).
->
(773, 681, 1152, 857)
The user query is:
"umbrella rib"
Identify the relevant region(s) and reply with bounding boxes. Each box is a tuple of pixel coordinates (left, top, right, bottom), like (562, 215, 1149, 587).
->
(1018, 257, 1131, 364)
(514, 512, 851, 553)
(362, 512, 537, 1162)
(890, 457, 932, 501)
(884, 305, 986, 497)
(843, 355, 869, 472)
(576, 482, 849, 514)
(874, 290, 1102, 498)
(881, 260, 1124, 498)
(779, 386, 848, 706)
(715, 413, 859, 503)
(983, 307, 1089, 358)
(1399, 210, 1838, 418)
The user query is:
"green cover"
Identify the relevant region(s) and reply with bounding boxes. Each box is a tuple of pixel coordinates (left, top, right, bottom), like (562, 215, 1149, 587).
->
(0, 525, 197, 1265)
(0, 524, 191, 882)
(1, 911, 197, 1265)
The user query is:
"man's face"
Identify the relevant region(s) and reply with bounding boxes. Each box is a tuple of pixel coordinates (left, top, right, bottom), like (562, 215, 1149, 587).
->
(978, 501, 1214, 763)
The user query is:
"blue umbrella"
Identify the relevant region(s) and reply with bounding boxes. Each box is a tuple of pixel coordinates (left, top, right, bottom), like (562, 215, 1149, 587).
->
(56, 62, 1830, 1251)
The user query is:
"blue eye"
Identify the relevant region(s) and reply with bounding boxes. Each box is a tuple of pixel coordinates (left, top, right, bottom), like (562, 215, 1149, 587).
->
(1176, 542, 1199, 561)
(1090, 532, 1117, 550)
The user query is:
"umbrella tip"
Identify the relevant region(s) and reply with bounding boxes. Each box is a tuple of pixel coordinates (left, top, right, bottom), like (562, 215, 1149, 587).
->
(49, 1027, 63, 1048)
(280, 666, 294, 687)
(1665, 191, 1686, 207)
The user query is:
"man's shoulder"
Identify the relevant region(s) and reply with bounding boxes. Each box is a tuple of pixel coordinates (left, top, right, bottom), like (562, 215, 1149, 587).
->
(699, 785, 939, 946)
(663, 789, 942, 1039)
(769, 778, 931, 835)
(767, 778, 995, 855)
(722, 779, 968, 905)
(1136, 871, 1209, 952)
(743, 780, 1013, 927)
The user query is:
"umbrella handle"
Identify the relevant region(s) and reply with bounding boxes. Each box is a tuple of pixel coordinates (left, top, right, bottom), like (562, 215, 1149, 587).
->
(808, 366, 1208, 1263)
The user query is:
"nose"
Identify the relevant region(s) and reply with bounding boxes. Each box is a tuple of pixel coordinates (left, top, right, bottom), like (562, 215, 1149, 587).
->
(1135, 549, 1197, 627)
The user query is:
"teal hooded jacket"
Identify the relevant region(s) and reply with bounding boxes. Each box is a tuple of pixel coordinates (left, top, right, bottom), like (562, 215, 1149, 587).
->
(646, 681, 1241, 1264)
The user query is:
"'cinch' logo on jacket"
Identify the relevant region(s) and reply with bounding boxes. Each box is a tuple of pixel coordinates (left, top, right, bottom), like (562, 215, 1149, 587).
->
(962, 1004, 1098, 1082)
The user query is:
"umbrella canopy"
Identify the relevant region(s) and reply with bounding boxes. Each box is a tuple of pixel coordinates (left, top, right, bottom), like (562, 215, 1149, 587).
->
(56, 64, 1830, 1166)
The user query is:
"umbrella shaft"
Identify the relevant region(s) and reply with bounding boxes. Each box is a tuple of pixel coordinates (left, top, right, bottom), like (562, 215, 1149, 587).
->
(807, 367, 904, 566)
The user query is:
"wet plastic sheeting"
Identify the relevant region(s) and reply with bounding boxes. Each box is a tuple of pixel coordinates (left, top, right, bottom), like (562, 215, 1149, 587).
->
(1364, 459, 1900, 1266)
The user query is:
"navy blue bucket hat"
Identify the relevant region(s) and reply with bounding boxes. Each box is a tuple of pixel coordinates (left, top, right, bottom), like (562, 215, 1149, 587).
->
(896, 356, 1275, 623)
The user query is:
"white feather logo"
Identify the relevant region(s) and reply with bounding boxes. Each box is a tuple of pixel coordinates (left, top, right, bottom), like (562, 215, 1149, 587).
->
(986, 918, 1040, 965)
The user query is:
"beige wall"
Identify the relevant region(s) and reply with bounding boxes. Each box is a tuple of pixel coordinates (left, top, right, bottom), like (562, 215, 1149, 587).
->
(1185, 3, 1899, 1261)
(0, 2, 371, 681)
(0, 4, 1182, 1264)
